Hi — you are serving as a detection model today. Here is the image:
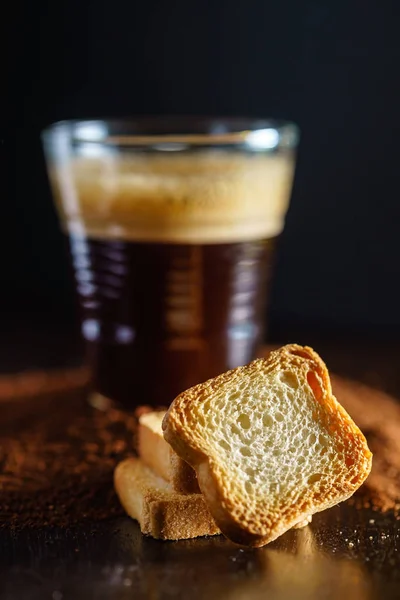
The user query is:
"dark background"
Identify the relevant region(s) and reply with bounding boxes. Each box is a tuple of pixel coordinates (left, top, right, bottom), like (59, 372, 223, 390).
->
(3, 0, 400, 368)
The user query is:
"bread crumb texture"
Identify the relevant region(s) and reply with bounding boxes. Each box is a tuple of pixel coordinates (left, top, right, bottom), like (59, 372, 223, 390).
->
(163, 344, 372, 546)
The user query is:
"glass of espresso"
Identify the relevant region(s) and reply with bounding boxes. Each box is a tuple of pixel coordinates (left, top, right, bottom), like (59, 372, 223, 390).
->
(42, 118, 298, 409)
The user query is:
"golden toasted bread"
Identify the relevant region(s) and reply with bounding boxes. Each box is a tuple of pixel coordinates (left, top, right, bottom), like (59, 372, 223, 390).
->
(163, 344, 372, 547)
(138, 411, 200, 493)
(138, 409, 312, 530)
(114, 458, 219, 540)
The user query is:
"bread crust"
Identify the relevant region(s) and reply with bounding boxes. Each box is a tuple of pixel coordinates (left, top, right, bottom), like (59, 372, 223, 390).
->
(138, 412, 200, 494)
(114, 458, 219, 540)
(138, 411, 172, 482)
(163, 344, 373, 547)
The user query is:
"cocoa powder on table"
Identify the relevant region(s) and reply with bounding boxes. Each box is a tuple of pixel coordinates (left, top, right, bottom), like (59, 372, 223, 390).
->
(0, 375, 136, 529)
(0, 369, 399, 529)
(331, 375, 400, 513)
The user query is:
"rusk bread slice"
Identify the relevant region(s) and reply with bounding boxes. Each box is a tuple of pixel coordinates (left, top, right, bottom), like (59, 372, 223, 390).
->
(163, 344, 372, 547)
(114, 458, 219, 540)
(138, 411, 200, 493)
(138, 409, 311, 528)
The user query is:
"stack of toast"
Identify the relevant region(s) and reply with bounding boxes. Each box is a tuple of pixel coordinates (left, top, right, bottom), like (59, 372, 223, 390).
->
(115, 344, 372, 547)
(115, 411, 220, 540)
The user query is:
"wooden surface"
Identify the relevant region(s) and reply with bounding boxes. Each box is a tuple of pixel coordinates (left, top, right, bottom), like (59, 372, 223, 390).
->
(0, 342, 400, 599)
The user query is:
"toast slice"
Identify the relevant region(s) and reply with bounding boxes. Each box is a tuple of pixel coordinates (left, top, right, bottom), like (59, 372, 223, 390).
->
(138, 409, 311, 529)
(114, 458, 219, 540)
(163, 344, 372, 547)
(138, 411, 200, 494)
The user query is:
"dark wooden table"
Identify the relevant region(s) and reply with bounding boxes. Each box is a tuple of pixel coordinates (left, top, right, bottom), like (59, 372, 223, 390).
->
(2, 507, 399, 600)
(0, 336, 399, 600)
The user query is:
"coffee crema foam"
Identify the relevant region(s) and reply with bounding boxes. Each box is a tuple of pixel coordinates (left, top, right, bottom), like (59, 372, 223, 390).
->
(50, 152, 295, 243)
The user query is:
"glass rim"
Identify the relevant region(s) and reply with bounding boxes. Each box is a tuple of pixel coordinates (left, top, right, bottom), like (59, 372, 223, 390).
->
(42, 116, 299, 149)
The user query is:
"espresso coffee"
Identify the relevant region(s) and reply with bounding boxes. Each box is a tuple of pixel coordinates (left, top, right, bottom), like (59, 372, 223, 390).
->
(49, 150, 295, 407)
(70, 235, 276, 406)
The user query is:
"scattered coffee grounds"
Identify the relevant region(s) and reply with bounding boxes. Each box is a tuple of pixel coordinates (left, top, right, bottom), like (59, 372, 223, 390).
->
(0, 374, 137, 529)
(331, 376, 400, 513)
(0, 368, 399, 529)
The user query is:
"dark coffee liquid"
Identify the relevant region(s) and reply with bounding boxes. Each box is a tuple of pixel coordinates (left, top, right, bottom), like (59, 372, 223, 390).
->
(70, 235, 277, 407)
